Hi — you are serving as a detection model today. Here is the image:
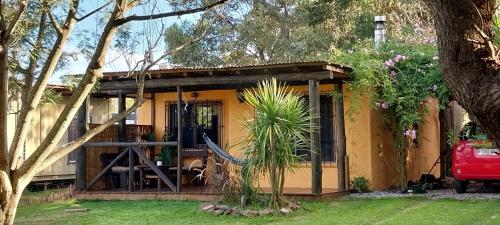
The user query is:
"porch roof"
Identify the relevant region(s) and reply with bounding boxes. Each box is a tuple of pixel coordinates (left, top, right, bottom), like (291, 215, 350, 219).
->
(97, 61, 351, 94)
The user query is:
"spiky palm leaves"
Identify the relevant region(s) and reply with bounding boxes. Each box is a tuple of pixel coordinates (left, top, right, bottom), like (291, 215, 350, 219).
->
(242, 78, 311, 208)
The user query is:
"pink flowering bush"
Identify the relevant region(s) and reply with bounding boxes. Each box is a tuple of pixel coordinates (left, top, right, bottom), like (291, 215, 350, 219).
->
(334, 41, 450, 188)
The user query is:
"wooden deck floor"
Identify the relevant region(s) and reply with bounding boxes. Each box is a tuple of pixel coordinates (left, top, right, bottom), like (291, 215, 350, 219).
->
(77, 185, 348, 201)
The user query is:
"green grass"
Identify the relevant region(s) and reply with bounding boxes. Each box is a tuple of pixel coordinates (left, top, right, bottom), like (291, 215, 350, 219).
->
(15, 197, 500, 225)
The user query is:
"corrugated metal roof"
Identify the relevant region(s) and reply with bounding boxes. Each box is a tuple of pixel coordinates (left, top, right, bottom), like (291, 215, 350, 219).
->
(102, 60, 351, 76)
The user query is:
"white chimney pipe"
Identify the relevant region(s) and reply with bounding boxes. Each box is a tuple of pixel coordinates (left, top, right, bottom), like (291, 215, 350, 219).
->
(374, 15, 386, 49)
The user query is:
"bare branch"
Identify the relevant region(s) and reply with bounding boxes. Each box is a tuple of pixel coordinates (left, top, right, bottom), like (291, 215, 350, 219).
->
(473, 24, 499, 64)
(4, 0, 28, 39)
(41, 75, 145, 171)
(9, 0, 80, 169)
(114, 0, 227, 26)
(25, 12, 47, 94)
(76, 1, 113, 22)
(47, 10, 63, 35)
(41, 17, 211, 171)
(16, 0, 128, 179)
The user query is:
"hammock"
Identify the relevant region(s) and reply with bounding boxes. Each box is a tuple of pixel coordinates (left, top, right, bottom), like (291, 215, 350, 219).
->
(201, 132, 247, 166)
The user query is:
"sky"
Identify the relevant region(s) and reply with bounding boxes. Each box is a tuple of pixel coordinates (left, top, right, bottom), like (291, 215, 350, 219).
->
(52, 0, 200, 83)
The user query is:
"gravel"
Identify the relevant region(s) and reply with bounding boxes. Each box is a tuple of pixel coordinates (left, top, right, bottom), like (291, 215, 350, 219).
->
(349, 185, 500, 201)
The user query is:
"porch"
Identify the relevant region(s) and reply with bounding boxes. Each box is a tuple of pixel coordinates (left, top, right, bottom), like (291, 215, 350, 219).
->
(75, 61, 351, 199)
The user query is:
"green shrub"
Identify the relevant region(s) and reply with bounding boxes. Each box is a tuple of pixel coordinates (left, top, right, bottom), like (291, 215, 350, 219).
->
(350, 177, 371, 193)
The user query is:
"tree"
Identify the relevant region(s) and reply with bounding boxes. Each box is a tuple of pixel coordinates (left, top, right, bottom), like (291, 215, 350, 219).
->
(165, 0, 334, 66)
(0, 1, 227, 224)
(242, 78, 311, 208)
(425, 0, 500, 145)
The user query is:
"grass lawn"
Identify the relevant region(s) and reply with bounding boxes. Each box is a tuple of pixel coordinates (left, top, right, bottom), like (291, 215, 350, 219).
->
(15, 197, 500, 225)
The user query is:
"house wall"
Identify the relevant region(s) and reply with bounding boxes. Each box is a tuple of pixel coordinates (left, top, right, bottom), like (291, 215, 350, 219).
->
(149, 84, 441, 190)
(7, 96, 116, 181)
(409, 97, 441, 181)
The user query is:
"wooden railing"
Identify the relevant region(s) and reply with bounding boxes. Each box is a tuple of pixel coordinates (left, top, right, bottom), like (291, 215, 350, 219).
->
(83, 142, 177, 192)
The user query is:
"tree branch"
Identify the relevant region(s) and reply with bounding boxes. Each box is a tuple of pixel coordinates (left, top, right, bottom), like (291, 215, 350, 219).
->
(41, 75, 145, 171)
(25, 12, 47, 96)
(9, 0, 80, 170)
(15, 0, 129, 180)
(473, 24, 499, 64)
(47, 10, 63, 35)
(76, 1, 113, 22)
(114, 0, 227, 26)
(4, 0, 28, 39)
(40, 18, 210, 172)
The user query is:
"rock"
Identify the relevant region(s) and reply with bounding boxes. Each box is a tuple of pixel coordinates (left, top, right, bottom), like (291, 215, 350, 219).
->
(280, 208, 292, 215)
(200, 204, 214, 211)
(240, 209, 258, 217)
(258, 209, 274, 216)
(288, 202, 300, 210)
(213, 209, 225, 216)
(224, 208, 234, 215)
(216, 204, 230, 210)
(230, 209, 241, 216)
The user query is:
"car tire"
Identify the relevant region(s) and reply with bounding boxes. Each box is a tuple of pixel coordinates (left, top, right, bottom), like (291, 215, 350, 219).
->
(454, 179, 467, 194)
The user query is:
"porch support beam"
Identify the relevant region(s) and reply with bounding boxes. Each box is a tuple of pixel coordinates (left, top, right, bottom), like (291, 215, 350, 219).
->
(335, 83, 347, 192)
(128, 147, 134, 192)
(118, 92, 127, 142)
(309, 80, 322, 194)
(176, 85, 183, 193)
(75, 97, 89, 191)
(98, 71, 345, 91)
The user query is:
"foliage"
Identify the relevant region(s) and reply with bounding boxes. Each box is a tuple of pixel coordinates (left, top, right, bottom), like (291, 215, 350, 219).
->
(164, 0, 334, 66)
(350, 177, 371, 193)
(333, 40, 450, 187)
(241, 78, 311, 208)
(446, 128, 459, 148)
(306, 0, 435, 49)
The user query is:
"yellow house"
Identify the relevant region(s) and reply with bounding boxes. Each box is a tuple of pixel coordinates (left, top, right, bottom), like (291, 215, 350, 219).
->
(73, 61, 440, 198)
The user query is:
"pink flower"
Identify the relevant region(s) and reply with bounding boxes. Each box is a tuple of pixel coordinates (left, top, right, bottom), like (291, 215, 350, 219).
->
(431, 84, 438, 92)
(393, 55, 407, 63)
(404, 129, 417, 140)
(384, 59, 395, 68)
(389, 71, 397, 78)
(381, 102, 389, 109)
(394, 55, 402, 62)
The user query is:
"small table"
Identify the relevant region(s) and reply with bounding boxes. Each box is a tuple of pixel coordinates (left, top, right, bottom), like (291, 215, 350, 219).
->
(111, 166, 140, 189)
(137, 165, 170, 190)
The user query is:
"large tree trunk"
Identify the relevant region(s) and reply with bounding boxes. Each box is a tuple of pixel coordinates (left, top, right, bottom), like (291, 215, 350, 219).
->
(3, 185, 24, 225)
(426, 0, 500, 145)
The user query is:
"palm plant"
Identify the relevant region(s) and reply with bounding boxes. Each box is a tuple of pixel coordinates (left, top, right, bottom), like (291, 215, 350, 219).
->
(242, 78, 312, 208)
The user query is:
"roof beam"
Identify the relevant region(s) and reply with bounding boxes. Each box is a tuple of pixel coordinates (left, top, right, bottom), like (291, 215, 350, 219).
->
(98, 71, 347, 91)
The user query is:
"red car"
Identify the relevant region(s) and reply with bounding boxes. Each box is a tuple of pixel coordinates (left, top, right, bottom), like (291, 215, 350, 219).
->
(453, 122, 500, 193)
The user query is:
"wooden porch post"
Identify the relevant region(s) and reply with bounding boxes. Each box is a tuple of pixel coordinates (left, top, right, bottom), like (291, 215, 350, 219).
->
(176, 85, 183, 192)
(118, 92, 127, 142)
(75, 97, 89, 191)
(335, 83, 347, 192)
(309, 80, 322, 194)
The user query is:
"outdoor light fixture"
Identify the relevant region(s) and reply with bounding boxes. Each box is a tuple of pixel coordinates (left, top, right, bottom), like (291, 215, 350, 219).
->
(236, 89, 245, 103)
(191, 92, 199, 98)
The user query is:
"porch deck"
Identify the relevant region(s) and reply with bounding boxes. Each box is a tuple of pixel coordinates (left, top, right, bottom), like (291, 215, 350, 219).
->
(76, 185, 348, 201)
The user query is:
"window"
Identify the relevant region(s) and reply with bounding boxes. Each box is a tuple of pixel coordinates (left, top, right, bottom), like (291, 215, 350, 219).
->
(66, 116, 79, 164)
(167, 101, 223, 149)
(295, 95, 336, 164)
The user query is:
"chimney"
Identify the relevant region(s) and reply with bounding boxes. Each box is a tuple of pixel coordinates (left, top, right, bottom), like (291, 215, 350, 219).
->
(374, 15, 386, 49)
